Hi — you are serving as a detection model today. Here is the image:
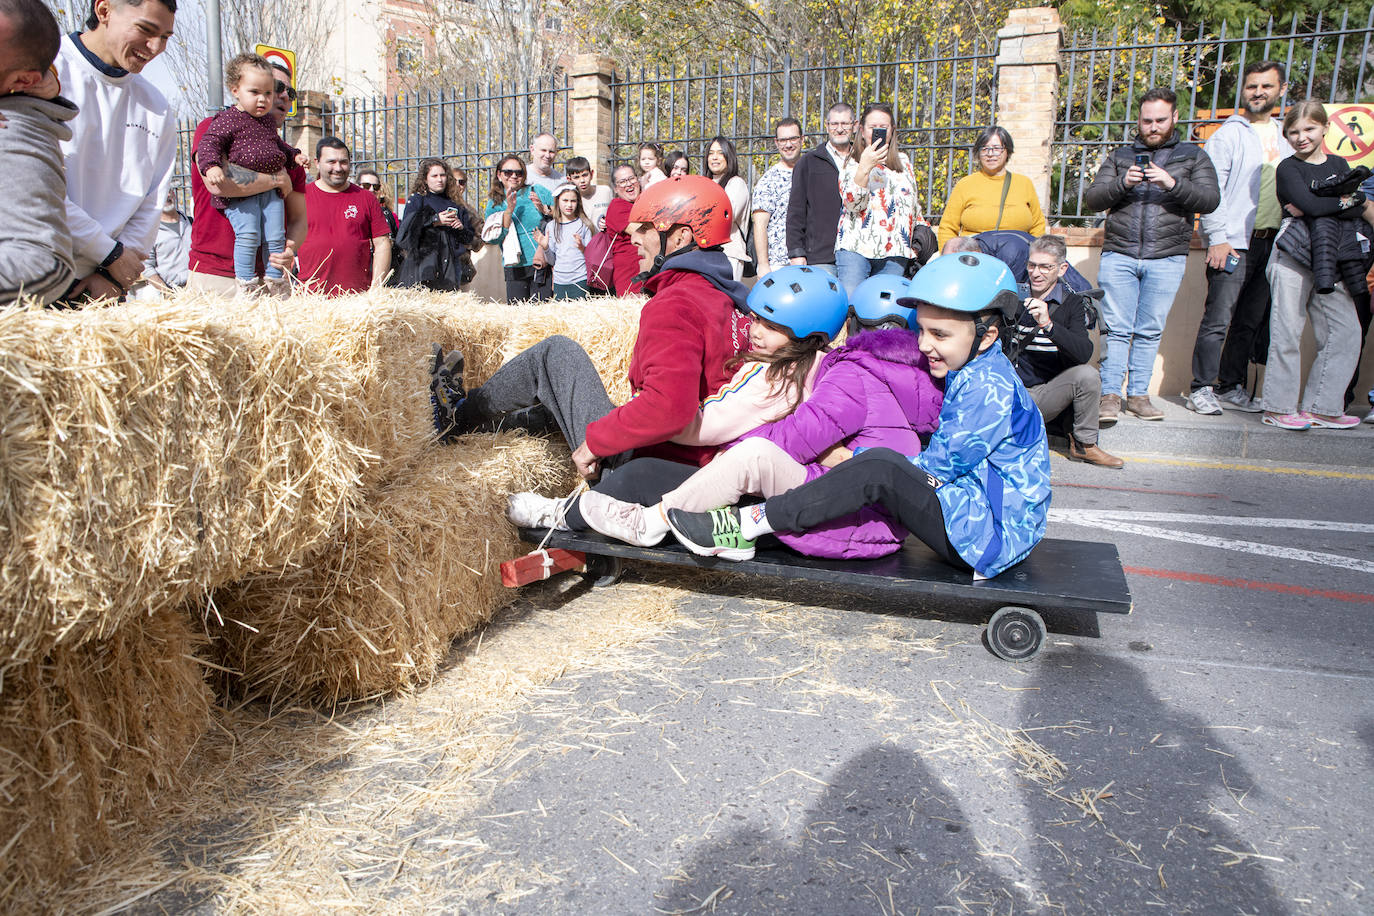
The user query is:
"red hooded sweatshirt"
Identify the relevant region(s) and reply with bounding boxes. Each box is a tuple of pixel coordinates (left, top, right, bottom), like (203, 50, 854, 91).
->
(583, 249, 751, 466)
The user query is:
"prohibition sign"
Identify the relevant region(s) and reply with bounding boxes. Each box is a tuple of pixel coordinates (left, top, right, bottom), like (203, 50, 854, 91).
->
(1324, 104, 1374, 169)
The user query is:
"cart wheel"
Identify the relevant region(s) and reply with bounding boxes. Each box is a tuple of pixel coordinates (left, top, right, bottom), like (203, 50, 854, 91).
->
(986, 606, 1046, 661)
(586, 555, 623, 588)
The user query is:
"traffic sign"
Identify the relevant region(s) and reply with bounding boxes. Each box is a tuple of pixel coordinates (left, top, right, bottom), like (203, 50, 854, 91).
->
(255, 44, 297, 119)
(1324, 104, 1374, 169)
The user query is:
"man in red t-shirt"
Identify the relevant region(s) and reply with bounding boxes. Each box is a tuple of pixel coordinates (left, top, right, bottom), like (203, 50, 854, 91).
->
(295, 137, 390, 296)
(187, 64, 307, 295)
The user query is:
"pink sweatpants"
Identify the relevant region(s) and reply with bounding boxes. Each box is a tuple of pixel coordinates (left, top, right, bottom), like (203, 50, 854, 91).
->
(661, 438, 809, 512)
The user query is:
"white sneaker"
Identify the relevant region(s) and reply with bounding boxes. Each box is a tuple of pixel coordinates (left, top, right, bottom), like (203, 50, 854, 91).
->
(1185, 385, 1223, 415)
(579, 490, 667, 547)
(1363, 412, 1374, 425)
(1217, 387, 1263, 412)
(506, 492, 571, 530)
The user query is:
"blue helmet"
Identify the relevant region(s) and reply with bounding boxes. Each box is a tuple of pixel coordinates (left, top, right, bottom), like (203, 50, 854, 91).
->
(746, 265, 849, 344)
(848, 274, 916, 329)
(901, 252, 1021, 321)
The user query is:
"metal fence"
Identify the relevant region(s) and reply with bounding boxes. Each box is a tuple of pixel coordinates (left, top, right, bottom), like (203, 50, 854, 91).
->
(1052, 8, 1374, 223)
(609, 43, 999, 221)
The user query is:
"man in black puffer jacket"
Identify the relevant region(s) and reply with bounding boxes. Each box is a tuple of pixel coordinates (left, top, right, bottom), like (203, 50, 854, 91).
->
(1084, 87, 1221, 424)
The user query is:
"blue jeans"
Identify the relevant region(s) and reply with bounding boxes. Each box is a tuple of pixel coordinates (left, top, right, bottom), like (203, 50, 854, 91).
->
(224, 190, 286, 280)
(835, 250, 909, 296)
(1097, 252, 1187, 397)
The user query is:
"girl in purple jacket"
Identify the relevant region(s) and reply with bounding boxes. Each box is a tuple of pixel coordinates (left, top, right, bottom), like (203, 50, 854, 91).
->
(579, 271, 944, 559)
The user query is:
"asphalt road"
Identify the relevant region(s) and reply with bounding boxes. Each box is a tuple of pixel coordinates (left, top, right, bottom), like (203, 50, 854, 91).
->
(444, 452, 1373, 915)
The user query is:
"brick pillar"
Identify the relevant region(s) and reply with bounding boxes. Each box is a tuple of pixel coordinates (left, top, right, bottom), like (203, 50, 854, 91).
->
(995, 8, 1063, 212)
(570, 54, 617, 186)
(288, 90, 330, 170)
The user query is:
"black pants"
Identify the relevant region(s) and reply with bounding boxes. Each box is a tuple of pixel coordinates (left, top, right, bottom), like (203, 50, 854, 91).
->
(467, 335, 614, 454)
(504, 264, 535, 302)
(1195, 232, 1274, 393)
(764, 448, 968, 570)
(565, 458, 696, 530)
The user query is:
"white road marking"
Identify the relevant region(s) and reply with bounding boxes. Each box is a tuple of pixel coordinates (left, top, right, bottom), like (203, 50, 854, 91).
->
(1048, 511, 1374, 534)
(1048, 510, 1374, 575)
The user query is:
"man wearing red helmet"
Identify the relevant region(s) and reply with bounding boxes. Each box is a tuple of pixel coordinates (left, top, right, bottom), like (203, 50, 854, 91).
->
(430, 174, 752, 483)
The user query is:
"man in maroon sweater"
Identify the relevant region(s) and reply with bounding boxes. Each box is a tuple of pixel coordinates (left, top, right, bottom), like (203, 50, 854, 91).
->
(431, 175, 751, 481)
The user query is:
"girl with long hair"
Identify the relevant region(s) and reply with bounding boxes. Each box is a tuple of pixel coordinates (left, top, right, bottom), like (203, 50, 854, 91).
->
(835, 102, 925, 294)
(705, 135, 752, 281)
(395, 158, 478, 290)
(539, 184, 596, 299)
(1261, 100, 1367, 429)
(484, 154, 551, 301)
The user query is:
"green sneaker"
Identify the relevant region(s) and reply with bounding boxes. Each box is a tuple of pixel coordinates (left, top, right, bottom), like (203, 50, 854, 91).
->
(666, 506, 755, 561)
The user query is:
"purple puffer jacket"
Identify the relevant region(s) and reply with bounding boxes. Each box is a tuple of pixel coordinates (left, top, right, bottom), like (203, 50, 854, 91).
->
(738, 328, 943, 559)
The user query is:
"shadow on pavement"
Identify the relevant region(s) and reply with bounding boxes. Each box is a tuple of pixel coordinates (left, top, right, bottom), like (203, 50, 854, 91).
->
(1019, 651, 1288, 913)
(655, 743, 1023, 914)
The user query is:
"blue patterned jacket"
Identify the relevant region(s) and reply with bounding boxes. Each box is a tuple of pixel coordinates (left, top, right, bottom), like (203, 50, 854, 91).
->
(914, 345, 1051, 577)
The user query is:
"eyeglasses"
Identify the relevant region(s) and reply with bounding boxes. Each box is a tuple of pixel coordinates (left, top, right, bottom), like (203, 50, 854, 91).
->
(615, 178, 639, 187)
(359, 182, 380, 190)
(776, 135, 802, 143)
(273, 81, 297, 101)
(979, 146, 1006, 156)
(1026, 261, 1060, 273)
(826, 120, 853, 128)
(499, 169, 525, 177)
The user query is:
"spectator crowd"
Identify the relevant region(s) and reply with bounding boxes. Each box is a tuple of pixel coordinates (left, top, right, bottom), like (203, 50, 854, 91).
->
(2, 0, 1372, 444)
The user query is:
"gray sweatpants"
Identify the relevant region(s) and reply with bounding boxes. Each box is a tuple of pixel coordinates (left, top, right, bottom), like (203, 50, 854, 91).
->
(1028, 363, 1101, 446)
(1262, 252, 1361, 417)
(467, 334, 616, 452)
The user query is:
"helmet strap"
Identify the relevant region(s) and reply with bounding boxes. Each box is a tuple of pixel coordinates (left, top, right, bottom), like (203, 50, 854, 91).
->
(968, 317, 991, 365)
(638, 230, 698, 283)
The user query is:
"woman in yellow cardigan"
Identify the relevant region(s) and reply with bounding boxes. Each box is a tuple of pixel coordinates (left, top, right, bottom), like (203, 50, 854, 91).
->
(936, 126, 1046, 247)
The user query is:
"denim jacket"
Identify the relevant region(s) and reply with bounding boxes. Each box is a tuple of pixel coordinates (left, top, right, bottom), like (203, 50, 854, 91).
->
(915, 345, 1051, 577)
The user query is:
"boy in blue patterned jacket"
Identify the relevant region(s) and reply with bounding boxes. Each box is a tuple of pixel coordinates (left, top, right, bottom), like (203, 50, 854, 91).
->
(669, 252, 1052, 579)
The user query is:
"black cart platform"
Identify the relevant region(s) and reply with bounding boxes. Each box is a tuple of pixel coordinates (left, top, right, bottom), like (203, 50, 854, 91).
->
(514, 528, 1132, 661)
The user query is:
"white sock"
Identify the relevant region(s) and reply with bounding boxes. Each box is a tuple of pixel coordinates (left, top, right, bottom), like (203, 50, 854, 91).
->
(738, 503, 775, 541)
(643, 503, 670, 540)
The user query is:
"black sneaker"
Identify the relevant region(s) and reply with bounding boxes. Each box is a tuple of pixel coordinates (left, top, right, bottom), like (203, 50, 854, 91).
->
(666, 506, 755, 561)
(429, 344, 469, 443)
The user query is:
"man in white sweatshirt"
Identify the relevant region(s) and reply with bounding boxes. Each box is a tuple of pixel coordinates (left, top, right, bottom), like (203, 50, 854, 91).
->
(1186, 60, 1292, 415)
(54, 0, 177, 302)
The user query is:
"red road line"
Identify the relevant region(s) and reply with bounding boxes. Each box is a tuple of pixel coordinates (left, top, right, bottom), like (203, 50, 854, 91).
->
(1123, 565, 1374, 604)
(1053, 482, 1225, 499)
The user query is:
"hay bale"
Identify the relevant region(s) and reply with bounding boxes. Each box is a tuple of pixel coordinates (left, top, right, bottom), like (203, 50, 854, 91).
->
(204, 432, 575, 706)
(0, 302, 368, 663)
(265, 290, 644, 483)
(0, 609, 210, 905)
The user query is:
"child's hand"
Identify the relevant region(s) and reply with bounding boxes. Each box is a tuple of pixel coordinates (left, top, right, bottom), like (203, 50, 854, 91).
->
(533, 229, 546, 247)
(293, 151, 309, 168)
(204, 165, 225, 185)
(575, 233, 585, 251)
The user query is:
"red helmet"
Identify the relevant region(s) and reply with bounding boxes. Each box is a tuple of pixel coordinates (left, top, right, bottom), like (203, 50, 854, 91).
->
(628, 175, 733, 248)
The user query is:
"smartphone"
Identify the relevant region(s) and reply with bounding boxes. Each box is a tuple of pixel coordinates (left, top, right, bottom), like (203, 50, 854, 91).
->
(442, 207, 459, 216)
(1134, 153, 1150, 168)
(1223, 253, 1241, 273)
(871, 126, 889, 147)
